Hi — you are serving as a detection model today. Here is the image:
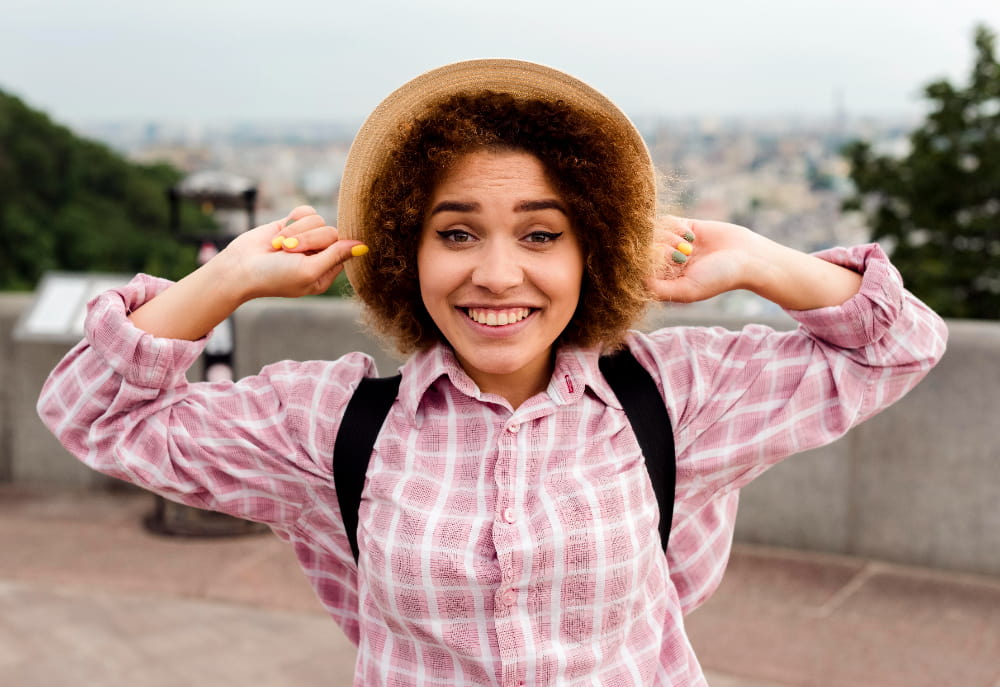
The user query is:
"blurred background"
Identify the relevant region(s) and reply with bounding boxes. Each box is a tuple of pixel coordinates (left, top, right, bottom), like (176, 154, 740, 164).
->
(1, 2, 999, 686)
(2, 0, 999, 317)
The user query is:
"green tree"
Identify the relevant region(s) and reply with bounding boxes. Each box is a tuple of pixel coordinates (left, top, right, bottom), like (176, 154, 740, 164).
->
(844, 24, 1000, 319)
(0, 90, 214, 290)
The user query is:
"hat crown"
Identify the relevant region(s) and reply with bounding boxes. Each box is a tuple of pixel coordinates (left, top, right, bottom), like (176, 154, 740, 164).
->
(337, 58, 655, 285)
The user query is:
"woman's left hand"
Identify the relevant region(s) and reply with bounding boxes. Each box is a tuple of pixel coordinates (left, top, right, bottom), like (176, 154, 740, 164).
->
(646, 217, 759, 304)
(648, 216, 863, 310)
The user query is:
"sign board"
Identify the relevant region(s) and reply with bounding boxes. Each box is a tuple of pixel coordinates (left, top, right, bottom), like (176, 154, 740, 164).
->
(14, 272, 134, 343)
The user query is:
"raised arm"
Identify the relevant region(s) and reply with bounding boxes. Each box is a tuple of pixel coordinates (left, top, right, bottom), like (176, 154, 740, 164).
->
(647, 217, 863, 310)
(129, 205, 366, 340)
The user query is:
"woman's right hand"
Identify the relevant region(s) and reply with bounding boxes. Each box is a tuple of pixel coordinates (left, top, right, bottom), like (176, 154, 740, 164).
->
(128, 206, 366, 341)
(221, 205, 366, 300)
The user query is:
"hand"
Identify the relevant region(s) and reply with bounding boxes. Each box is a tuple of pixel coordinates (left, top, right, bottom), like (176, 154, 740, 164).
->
(646, 217, 759, 304)
(128, 206, 366, 341)
(647, 216, 863, 310)
(218, 205, 366, 300)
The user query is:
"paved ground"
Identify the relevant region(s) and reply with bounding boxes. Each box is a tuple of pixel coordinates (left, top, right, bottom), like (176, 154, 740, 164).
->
(1, 485, 998, 686)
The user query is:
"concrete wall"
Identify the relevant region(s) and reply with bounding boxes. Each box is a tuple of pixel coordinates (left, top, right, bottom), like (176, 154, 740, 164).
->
(3, 294, 997, 577)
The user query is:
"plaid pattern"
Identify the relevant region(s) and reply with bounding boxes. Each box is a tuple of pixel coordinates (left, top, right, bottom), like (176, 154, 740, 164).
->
(38, 243, 946, 686)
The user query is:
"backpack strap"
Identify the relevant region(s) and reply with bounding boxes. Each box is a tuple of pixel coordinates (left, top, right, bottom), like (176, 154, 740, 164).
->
(599, 348, 676, 552)
(333, 348, 676, 564)
(333, 374, 402, 564)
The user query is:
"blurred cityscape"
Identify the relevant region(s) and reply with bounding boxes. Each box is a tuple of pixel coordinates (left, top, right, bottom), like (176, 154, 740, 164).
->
(77, 112, 918, 313)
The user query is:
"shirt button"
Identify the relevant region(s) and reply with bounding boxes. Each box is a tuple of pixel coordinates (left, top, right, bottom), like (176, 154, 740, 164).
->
(507, 423, 520, 434)
(500, 588, 518, 606)
(502, 507, 516, 524)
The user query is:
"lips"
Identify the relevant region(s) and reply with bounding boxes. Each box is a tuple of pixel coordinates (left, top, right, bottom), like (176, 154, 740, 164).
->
(464, 307, 534, 326)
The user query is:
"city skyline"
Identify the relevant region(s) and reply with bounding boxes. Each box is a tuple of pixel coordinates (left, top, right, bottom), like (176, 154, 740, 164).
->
(2, 0, 998, 128)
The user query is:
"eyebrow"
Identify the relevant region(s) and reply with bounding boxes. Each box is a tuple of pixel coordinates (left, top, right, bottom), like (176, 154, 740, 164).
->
(428, 199, 568, 216)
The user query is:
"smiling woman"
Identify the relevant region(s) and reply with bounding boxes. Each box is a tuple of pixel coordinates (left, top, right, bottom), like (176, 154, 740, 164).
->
(417, 150, 584, 407)
(351, 86, 656, 355)
(37, 58, 948, 686)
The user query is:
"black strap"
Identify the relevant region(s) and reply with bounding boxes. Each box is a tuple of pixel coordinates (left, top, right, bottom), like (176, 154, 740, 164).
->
(599, 348, 676, 552)
(333, 374, 402, 563)
(334, 348, 675, 564)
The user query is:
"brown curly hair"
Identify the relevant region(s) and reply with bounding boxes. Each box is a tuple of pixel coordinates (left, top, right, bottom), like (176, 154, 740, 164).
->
(350, 91, 656, 353)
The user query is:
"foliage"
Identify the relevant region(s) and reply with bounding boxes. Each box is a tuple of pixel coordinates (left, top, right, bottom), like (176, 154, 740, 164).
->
(844, 24, 1000, 319)
(0, 90, 214, 290)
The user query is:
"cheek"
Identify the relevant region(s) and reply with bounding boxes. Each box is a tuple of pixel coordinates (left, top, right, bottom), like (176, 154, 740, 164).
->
(416, 247, 458, 313)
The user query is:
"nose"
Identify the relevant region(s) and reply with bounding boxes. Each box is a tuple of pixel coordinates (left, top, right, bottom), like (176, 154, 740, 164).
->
(470, 239, 524, 293)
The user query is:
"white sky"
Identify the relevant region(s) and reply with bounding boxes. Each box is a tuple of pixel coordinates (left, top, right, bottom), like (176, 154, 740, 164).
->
(2, 0, 998, 126)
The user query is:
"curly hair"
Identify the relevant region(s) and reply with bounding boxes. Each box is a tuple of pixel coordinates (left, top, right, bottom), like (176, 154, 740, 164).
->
(350, 91, 656, 354)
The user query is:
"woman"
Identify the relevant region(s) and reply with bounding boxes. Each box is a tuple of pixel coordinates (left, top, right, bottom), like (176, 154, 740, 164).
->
(38, 59, 947, 685)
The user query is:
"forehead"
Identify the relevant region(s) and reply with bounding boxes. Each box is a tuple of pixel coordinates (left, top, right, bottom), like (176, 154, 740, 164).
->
(431, 149, 561, 199)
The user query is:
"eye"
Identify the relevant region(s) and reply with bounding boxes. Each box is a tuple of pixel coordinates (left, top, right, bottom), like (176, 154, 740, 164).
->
(524, 231, 563, 244)
(437, 229, 476, 244)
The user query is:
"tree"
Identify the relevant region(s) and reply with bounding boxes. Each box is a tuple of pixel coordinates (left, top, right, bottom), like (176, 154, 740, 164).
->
(844, 24, 1000, 319)
(0, 90, 214, 290)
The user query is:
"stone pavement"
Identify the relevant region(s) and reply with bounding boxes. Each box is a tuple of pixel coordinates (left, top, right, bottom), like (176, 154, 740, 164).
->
(1, 485, 998, 687)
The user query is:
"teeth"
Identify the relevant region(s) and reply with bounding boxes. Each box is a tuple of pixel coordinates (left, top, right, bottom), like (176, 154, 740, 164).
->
(466, 308, 531, 326)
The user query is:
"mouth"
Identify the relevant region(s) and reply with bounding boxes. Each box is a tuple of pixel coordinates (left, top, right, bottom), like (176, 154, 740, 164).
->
(463, 306, 535, 327)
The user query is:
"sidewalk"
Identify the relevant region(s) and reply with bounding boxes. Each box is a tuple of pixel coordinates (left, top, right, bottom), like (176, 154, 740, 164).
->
(1, 485, 998, 686)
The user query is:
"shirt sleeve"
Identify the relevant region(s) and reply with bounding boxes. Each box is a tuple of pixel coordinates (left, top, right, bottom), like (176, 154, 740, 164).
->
(36, 274, 375, 531)
(630, 243, 948, 612)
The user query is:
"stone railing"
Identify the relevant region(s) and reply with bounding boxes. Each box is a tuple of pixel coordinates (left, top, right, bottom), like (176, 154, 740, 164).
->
(2, 294, 996, 577)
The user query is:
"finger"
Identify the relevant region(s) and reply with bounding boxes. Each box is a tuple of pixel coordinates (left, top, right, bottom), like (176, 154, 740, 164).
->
(278, 225, 340, 253)
(298, 240, 369, 294)
(653, 232, 694, 272)
(670, 237, 694, 264)
(646, 275, 700, 303)
(279, 205, 326, 229)
(282, 210, 326, 236)
(665, 216, 697, 243)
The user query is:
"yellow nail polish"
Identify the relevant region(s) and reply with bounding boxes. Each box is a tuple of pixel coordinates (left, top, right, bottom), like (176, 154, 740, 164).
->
(271, 235, 285, 250)
(350, 244, 369, 257)
(677, 240, 693, 256)
(282, 237, 299, 250)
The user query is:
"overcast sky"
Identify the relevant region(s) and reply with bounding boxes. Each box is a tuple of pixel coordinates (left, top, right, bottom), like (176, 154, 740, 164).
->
(2, 0, 998, 127)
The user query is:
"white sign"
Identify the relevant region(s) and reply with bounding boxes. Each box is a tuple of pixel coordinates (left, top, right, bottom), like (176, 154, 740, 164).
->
(15, 272, 133, 342)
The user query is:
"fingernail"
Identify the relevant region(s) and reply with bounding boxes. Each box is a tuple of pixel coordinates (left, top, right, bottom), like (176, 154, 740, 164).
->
(271, 235, 286, 250)
(282, 237, 299, 250)
(671, 250, 688, 264)
(683, 231, 696, 243)
(350, 244, 369, 257)
(676, 240, 693, 256)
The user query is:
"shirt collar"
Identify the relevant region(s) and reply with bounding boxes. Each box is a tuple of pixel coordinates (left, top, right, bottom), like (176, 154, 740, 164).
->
(396, 342, 624, 418)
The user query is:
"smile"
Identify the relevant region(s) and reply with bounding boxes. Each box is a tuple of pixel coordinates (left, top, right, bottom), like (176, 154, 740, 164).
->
(464, 307, 533, 326)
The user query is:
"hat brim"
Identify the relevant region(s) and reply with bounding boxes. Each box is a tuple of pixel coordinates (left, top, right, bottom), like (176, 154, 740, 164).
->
(337, 58, 654, 287)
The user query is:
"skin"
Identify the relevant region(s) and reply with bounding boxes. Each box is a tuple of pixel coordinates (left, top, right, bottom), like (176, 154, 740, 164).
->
(128, 151, 863, 408)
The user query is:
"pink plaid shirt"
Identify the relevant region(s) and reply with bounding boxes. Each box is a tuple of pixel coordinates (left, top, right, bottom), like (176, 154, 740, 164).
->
(38, 244, 946, 686)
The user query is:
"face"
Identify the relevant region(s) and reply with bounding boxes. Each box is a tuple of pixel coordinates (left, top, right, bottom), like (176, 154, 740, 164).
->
(417, 150, 584, 406)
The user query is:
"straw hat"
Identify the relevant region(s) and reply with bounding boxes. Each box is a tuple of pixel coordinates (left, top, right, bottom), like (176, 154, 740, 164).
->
(336, 58, 655, 286)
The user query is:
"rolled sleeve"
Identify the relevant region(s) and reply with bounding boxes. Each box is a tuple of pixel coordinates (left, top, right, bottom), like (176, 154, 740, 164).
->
(785, 243, 902, 348)
(84, 273, 207, 389)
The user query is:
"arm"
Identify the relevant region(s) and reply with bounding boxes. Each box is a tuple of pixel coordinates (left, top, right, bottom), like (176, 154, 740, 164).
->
(37, 205, 369, 526)
(647, 217, 862, 310)
(129, 205, 365, 340)
(37, 271, 377, 527)
(635, 239, 947, 614)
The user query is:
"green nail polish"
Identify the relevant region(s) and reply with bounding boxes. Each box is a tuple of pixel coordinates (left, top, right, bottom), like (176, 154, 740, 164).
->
(683, 231, 696, 243)
(671, 250, 688, 264)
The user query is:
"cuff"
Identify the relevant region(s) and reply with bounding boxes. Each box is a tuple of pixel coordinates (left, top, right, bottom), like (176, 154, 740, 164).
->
(84, 273, 208, 389)
(785, 243, 904, 349)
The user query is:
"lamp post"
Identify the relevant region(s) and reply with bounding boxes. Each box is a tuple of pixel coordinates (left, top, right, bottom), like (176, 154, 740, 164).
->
(144, 171, 267, 537)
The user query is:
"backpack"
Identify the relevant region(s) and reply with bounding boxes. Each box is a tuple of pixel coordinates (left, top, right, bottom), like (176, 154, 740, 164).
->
(333, 347, 675, 564)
